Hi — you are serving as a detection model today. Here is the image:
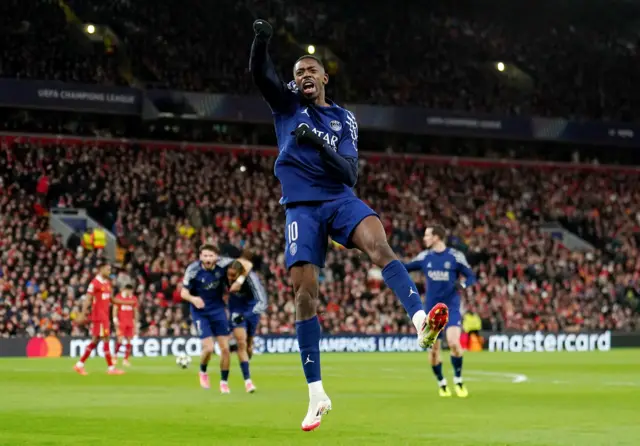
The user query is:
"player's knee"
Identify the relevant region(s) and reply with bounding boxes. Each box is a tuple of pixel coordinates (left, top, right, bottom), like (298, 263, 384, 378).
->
(236, 340, 248, 352)
(447, 328, 463, 355)
(201, 342, 215, 355)
(449, 340, 463, 356)
(367, 238, 396, 267)
(219, 345, 231, 357)
(295, 284, 318, 318)
(429, 345, 441, 364)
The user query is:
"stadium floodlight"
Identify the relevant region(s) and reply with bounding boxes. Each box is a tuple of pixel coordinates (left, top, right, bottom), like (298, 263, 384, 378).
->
(496, 62, 505, 72)
(86, 24, 96, 34)
(307, 45, 316, 55)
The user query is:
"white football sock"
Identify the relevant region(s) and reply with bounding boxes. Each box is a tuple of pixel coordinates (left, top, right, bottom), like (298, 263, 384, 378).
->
(412, 310, 427, 331)
(308, 380, 325, 397)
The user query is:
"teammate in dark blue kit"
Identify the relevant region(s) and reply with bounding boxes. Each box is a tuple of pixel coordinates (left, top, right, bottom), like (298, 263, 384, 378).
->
(250, 19, 445, 431)
(181, 244, 253, 394)
(226, 259, 268, 393)
(404, 225, 477, 398)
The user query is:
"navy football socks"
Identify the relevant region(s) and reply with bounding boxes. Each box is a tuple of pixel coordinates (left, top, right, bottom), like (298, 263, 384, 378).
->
(296, 316, 322, 384)
(382, 260, 423, 318)
(200, 363, 208, 373)
(240, 361, 251, 380)
(451, 355, 463, 378)
(221, 370, 230, 382)
(432, 362, 444, 381)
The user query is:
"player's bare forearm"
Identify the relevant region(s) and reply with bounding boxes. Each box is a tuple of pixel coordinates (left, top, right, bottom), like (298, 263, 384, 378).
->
(81, 296, 91, 316)
(112, 297, 128, 305)
(235, 258, 254, 275)
(134, 309, 140, 335)
(180, 287, 196, 303)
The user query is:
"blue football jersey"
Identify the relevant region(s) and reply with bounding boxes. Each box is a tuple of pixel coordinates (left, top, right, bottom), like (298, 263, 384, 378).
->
(250, 42, 359, 204)
(275, 96, 358, 204)
(404, 248, 477, 305)
(182, 258, 233, 314)
(228, 271, 268, 315)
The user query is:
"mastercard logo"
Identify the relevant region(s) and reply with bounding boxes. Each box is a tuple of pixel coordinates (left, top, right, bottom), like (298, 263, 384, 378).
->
(26, 336, 63, 358)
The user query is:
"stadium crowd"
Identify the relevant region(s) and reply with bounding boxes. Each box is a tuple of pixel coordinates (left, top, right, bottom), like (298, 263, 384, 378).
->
(2, 0, 125, 85)
(6, 0, 640, 121)
(1, 137, 638, 338)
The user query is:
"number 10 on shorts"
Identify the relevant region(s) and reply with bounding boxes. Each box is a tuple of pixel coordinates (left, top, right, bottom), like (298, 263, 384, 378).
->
(287, 221, 298, 256)
(287, 221, 298, 242)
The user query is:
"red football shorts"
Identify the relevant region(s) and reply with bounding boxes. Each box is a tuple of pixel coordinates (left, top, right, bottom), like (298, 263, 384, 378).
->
(91, 320, 111, 338)
(118, 325, 134, 338)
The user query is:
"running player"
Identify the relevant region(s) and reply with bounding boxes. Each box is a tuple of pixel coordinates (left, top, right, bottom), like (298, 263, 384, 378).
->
(404, 225, 477, 397)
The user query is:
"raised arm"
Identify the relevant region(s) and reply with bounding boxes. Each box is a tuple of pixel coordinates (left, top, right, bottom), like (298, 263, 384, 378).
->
(250, 19, 296, 113)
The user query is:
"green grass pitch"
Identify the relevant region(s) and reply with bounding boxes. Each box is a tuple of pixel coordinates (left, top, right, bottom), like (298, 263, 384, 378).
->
(0, 350, 638, 445)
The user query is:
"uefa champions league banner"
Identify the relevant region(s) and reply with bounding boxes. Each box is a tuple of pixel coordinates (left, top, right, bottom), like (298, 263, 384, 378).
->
(0, 331, 636, 357)
(0, 79, 142, 115)
(0, 79, 640, 147)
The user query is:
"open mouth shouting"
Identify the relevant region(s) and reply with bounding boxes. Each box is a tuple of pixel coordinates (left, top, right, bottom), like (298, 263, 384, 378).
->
(301, 78, 317, 96)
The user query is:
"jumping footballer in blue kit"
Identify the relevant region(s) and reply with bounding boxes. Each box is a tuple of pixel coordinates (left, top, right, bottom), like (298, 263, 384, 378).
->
(180, 244, 253, 394)
(250, 19, 446, 431)
(227, 260, 268, 394)
(403, 225, 477, 398)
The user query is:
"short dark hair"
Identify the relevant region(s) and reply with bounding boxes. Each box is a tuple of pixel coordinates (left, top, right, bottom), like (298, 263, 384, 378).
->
(294, 55, 325, 71)
(199, 244, 219, 254)
(97, 259, 110, 268)
(428, 225, 447, 241)
(124, 284, 134, 290)
(229, 260, 245, 275)
(240, 248, 254, 261)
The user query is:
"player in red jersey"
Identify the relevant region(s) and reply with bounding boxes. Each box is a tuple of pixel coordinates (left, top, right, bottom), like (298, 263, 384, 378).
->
(74, 261, 127, 375)
(113, 284, 139, 367)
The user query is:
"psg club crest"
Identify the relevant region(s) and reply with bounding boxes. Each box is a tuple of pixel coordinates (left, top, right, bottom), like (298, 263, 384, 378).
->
(330, 120, 342, 131)
(289, 242, 298, 256)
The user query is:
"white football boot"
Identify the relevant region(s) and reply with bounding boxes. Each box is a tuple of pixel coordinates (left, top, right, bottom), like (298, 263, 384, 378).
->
(301, 393, 332, 431)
